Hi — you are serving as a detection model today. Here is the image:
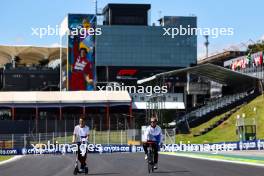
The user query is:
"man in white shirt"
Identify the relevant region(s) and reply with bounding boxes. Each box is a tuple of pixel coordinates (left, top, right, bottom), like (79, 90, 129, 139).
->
(142, 116, 163, 169)
(72, 116, 90, 170)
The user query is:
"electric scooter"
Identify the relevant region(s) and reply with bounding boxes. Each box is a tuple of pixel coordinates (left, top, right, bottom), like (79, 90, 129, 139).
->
(73, 138, 89, 175)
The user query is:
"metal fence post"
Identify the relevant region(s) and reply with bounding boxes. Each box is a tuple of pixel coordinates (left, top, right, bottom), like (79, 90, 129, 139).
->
(24, 134, 26, 148)
(121, 130, 123, 145)
(64, 120, 67, 144)
(93, 130, 96, 144)
(133, 129, 136, 141)
(126, 130, 128, 144)
(108, 130, 110, 145)
(11, 134, 14, 148)
(174, 128, 176, 143)
(52, 132, 55, 144)
(164, 129, 167, 144)
(46, 118, 48, 141)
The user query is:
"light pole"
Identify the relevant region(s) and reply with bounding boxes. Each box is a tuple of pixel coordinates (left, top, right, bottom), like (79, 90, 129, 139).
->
(236, 114, 242, 141)
(253, 107, 257, 139)
(204, 35, 209, 58)
(91, 0, 98, 15)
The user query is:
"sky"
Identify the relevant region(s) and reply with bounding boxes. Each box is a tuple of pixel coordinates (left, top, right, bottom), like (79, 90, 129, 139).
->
(0, 0, 263, 58)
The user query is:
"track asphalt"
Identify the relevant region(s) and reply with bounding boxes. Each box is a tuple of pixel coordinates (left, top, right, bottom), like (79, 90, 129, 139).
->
(0, 153, 264, 176)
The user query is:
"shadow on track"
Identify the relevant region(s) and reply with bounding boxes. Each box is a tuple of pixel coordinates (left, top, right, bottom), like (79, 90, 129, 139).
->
(153, 170, 190, 174)
(88, 173, 120, 175)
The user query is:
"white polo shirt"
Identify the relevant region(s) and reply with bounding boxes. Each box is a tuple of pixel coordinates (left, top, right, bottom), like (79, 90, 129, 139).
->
(73, 125, 90, 142)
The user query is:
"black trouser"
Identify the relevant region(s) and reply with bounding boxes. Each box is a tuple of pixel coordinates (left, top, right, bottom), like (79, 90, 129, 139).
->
(143, 142, 159, 164)
(77, 143, 87, 168)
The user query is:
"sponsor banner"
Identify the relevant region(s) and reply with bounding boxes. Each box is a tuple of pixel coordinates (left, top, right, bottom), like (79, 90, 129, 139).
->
(0, 144, 135, 155)
(1, 140, 264, 155)
(160, 141, 264, 152)
(0, 149, 18, 155)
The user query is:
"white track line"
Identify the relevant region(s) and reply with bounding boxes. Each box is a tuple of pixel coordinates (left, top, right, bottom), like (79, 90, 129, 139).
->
(161, 152, 264, 167)
(0, 156, 24, 166)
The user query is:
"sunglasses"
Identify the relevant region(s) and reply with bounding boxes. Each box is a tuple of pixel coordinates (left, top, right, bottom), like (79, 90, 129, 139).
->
(151, 121, 157, 123)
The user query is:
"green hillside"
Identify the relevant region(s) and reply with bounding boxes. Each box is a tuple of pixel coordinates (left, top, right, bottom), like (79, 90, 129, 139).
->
(0, 156, 12, 162)
(176, 95, 264, 144)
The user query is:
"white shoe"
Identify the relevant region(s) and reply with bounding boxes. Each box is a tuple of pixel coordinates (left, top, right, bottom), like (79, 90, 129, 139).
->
(153, 164, 158, 169)
(145, 154, 148, 160)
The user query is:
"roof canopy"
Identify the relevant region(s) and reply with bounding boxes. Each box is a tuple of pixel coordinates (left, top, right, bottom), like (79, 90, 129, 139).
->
(0, 45, 66, 66)
(198, 51, 246, 65)
(0, 91, 131, 108)
(138, 63, 259, 90)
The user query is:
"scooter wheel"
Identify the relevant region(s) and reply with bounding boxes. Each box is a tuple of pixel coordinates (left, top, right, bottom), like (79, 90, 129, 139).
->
(73, 167, 78, 175)
(85, 167, 88, 175)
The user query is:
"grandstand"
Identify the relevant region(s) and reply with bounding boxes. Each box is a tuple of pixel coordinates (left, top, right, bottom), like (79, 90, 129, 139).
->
(198, 50, 246, 66)
(138, 63, 263, 133)
(0, 45, 62, 66)
(172, 90, 257, 130)
(0, 45, 64, 91)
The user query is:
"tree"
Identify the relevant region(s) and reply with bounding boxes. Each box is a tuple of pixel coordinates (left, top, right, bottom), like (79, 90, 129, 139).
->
(14, 56, 21, 63)
(38, 59, 50, 67)
(247, 41, 264, 53)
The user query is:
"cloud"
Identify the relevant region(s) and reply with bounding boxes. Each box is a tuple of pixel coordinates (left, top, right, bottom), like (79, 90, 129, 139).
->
(49, 43, 61, 47)
(261, 34, 264, 41)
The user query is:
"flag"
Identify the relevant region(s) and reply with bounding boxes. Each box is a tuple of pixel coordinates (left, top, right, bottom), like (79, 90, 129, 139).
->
(252, 51, 263, 67)
(241, 57, 247, 69)
(247, 52, 252, 65)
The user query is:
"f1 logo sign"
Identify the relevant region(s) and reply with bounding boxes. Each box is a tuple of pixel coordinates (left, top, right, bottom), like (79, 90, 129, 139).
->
(117, 69, 138, 76)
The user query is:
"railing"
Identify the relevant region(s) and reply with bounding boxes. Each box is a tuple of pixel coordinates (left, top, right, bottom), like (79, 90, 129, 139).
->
(235, 66, 264, 80)
(0, 115, 132, 134)
(0, 129, 176, 149)
(173, 91, 252, 126)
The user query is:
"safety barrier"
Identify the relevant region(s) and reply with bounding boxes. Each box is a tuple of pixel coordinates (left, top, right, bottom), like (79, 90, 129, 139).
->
(1, 140, 264, 155)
